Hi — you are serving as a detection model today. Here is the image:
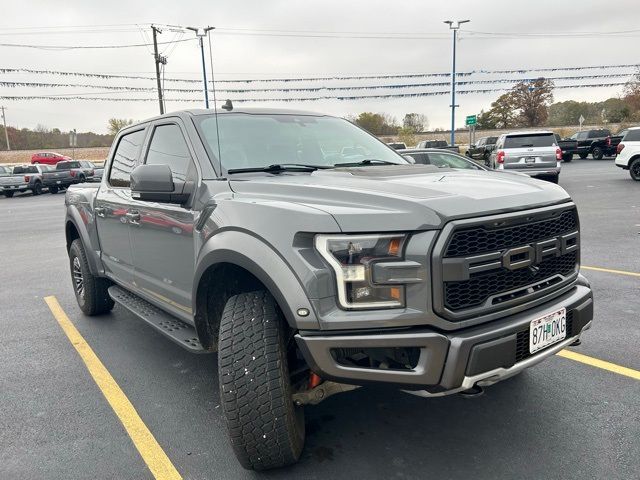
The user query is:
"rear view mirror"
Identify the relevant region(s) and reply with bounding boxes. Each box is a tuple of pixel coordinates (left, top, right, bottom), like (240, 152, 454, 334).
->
(403, 155, 416, 164)
(130, 164, 191, 204)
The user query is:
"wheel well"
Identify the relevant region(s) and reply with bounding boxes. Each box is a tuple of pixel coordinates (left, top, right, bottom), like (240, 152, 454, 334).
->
(194, 263, 270, 351)
(65, 221, 80, 252)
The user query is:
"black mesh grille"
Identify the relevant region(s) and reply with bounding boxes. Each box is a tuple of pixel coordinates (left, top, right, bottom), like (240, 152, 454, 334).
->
(445, 209, 578, 257)
(444, 252, 577, 311)
(515, 310, 574, 363)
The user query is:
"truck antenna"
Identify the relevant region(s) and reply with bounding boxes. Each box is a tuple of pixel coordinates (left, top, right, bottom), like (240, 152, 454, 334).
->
(206, 28, 223, 168)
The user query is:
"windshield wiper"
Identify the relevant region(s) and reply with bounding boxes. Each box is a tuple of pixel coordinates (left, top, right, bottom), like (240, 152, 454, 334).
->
(227, 163, 332, 174)
(333, 159, 401, 167)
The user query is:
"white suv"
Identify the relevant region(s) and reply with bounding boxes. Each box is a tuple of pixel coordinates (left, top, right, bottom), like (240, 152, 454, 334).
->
(615, 127, 640, 181)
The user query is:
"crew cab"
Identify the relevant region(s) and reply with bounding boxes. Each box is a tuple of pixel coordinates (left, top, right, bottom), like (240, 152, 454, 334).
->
(554, 134, 578, 162)
(31, 151, 71, 165)
(42, 160, 93, 193)
(0, 164, 53, 197)
(416, 139, 460, 153)
(615, 126, 640, 180)
(64, 108, 593, 470)
(466, 136, 497, 164)
(570, 129, 615, 160)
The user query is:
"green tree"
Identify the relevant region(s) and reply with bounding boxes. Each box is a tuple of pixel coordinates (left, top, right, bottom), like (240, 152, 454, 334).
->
(107, 118, 134, 135)
(510, 78, 554, 127)
(402, 113, 428, 133)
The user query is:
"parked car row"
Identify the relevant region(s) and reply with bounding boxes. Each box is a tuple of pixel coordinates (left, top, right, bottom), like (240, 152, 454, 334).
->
(0, 160, 102, 197)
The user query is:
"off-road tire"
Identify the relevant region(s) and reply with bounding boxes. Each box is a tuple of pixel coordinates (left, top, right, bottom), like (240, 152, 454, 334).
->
(69, 239, 114, 315)
(592, 147, 604, 160)
(579, 152, 588, 159)
(4, 191, 14, 198)
(32, 182, 43, 195)
(218, 291, 304, 470)
(630, 158, 640, 181)
(49, 186, 59, 194)
(562, 154, 573, 162)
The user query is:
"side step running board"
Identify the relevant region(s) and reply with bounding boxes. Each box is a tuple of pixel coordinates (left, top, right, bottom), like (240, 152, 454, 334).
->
(108, 286, 208, 353)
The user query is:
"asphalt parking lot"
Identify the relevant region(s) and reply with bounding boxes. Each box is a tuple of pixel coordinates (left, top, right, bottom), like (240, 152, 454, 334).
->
(1, 159, 638, 480)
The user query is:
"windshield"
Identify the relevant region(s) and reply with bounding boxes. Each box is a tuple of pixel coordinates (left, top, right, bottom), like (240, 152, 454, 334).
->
(196, 113, 407, 171)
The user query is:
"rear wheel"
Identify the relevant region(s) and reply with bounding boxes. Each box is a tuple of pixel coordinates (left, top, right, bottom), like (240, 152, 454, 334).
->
(218, 291, 305, 470)
(4, 191, 14, 198)
(630, 158, 640, 181)
(562, 154, 573, 162)
(546, 174, 559, 184)
(68, 239, 114, 315)
(592, 147, 604, 160)
(32, 182, 43, 195)
(49, 186, 59, 194)
(79, 175, 86, 183)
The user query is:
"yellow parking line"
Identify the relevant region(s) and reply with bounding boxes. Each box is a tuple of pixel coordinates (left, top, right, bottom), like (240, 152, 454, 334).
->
(582, 265, 640, 278)
(44, 296, 182, 480)
(557, 349, 640, 381)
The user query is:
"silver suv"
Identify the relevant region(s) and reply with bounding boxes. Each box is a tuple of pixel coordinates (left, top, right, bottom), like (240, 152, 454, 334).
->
(490, 131, 561, 183)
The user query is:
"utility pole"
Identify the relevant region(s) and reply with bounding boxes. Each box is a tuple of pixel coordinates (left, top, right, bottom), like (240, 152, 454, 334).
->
(1, 106, 9, 151)
(444, 19, 470, 146)
(151, 25, 166, 115)
(187, 26, 215, 108)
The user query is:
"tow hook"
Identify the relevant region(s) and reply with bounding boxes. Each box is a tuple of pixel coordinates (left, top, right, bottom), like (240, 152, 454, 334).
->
(459, 385, 484, 398)
(292, 380, 360, 406)
(569, 338, 582, 346)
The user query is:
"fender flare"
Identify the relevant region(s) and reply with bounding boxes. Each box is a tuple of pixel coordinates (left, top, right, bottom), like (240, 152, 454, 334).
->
(193, 230, 320, 330)
(65, 207, 103, 276)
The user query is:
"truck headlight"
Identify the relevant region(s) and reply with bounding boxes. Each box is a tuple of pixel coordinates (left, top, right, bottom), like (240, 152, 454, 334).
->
(315, 234, 407, 309)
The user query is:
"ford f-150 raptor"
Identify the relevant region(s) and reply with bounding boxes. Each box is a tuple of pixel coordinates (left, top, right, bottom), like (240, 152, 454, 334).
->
(64, 108, 594, 470)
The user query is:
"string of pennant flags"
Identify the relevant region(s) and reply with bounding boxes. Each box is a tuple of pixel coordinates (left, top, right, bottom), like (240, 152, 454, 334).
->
(0, 72, 636, 94)
(0, 82, 630, 103)
(0, 63, 638, 84)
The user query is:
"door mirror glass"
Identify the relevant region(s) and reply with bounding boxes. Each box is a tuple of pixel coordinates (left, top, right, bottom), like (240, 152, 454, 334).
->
(130, 164, 190, 204)
(402, 154, 416, 164)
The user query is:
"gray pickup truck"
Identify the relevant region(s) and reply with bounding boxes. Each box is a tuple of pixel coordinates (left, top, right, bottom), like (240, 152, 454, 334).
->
(43, 160, 93, 193)
(0, 164, 53, 197)
(64, 108, 593, 470)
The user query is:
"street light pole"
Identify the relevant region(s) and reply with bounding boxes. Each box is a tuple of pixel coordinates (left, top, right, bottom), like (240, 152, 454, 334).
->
(1, 106, 9, 151)
(444, 19, 470, 146)
(187, 26, 215, 109)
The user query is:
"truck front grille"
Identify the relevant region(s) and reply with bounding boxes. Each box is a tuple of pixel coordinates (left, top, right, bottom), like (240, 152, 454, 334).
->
(433, 205, 580, 321)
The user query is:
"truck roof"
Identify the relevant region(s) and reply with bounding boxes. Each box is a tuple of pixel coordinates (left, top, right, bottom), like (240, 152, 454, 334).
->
(502, 130, 554, 136)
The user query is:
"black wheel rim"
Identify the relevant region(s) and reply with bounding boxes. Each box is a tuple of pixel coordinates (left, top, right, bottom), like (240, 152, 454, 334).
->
(632, 161, 640, 179)
(72, 256, 85, 300)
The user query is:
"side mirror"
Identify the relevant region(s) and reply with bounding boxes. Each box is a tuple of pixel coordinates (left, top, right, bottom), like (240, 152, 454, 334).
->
(402, 154, 416, 164)
(130, 164, 191, 204)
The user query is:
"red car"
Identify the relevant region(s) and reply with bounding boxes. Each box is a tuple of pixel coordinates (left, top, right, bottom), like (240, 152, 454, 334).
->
(31, 152, 71, 165)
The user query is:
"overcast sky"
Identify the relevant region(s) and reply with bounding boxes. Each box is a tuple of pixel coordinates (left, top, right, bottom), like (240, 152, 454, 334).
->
(1, 0, 639, 134)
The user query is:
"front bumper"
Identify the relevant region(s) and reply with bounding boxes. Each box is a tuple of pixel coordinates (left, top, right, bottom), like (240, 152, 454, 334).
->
(296, 282, 593, 396)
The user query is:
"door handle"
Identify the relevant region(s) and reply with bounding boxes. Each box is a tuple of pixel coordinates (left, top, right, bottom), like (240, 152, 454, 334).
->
(94, 207, 106, 217)
(126, 210, 141, 224)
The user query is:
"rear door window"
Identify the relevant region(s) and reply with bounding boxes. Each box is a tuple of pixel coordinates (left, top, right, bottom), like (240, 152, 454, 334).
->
(588, 130, 610, 138)
(504, 134, 555, 148)
(108, 129, 146, 188)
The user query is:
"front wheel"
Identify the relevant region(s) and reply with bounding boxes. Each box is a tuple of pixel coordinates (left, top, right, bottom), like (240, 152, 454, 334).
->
(630, 158, 640, 181)
(218, 291, 305, 470)
(49, 186, 59, 194)
(68, 239, 114, 315)
(563, 154, 573, 162)
(592, 147, 604, 160)
(4, 191, 14, 198)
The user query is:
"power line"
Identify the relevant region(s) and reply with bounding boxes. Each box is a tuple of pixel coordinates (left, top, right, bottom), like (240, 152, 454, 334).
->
(0, 38, 195, 51)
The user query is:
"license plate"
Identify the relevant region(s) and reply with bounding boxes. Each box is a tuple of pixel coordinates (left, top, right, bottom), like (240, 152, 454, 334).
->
(525, 157, 536, 164)
(56, 180, 62, 184)
(529, 307, 566, 354)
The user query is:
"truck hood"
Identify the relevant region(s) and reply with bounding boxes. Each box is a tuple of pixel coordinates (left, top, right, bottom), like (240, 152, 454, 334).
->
(228, 165, 571, 232)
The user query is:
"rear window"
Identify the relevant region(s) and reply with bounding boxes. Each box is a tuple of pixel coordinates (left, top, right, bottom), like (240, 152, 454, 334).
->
(588, 130, 610, 138)
(56, 161, 80, 170)
(12, 166, 38, 174)
(504, 134, 555, 148)
(486, 137, 498, 144)
(623, 129, 640, 141)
